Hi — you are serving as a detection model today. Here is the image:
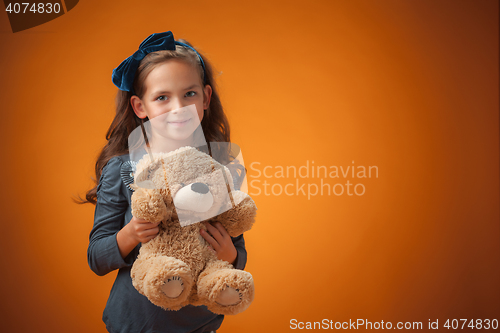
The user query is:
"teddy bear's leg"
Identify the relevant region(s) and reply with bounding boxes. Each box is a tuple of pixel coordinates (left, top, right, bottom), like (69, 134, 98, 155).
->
(131, 255, 194, 310)
(197, 260, 255, 315)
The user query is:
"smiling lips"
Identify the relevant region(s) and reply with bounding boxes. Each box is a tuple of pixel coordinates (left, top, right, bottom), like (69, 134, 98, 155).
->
(168, 118, 191, 127)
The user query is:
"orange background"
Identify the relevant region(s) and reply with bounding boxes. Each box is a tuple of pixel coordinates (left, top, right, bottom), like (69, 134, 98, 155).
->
(0, 0, 498, 332)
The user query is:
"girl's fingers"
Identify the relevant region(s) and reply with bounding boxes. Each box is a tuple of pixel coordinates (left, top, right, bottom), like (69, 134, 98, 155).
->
(132, 216, 159, 225)
(145, 222, 160, 230)
(140, 226, 159, 237)
(200, 228, 220, 250)
(212, 222, 229, 239)
(140, 229, 159, 243)
(204, 222, 223, 243)
(143, 221, 160, 227)
(136, 221, 159, 233)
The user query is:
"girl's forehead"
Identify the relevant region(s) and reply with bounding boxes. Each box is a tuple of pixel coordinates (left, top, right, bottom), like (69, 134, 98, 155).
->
(145, 60, 201, 91)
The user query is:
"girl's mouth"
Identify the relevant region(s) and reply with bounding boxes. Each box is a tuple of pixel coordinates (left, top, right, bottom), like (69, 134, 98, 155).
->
(168, 118, 191, 127)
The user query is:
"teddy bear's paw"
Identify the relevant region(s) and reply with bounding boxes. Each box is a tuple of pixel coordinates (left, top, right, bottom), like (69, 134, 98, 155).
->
(198, 268, 255, 315)
(215, 285, 243, 306)
(131, 188, 169, 223)
(141, 256, 194, 310)
(161, 276, 184, 299)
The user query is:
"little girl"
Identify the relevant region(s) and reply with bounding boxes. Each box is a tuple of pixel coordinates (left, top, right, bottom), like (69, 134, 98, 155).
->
(84, 31, 248, 333)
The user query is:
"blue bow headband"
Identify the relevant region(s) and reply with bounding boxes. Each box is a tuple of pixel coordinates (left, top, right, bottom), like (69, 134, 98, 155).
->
(112, 31, 207, 94)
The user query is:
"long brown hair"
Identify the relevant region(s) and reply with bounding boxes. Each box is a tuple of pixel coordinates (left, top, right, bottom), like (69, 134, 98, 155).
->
(78, 39, 231, 205)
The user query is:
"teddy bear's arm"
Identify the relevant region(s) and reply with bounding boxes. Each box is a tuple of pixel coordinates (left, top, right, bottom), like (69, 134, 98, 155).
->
(214, 191, 257, 237)
(131, 188, 170, 223)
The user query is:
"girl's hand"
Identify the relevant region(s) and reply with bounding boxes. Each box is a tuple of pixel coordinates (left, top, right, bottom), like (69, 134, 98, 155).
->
(126, 216, 161, 243)
(200, 222, 237, 265)
(117, 217, 160, 258)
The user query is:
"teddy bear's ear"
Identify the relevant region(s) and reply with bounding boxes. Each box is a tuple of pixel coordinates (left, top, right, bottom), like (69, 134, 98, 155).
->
(209, 142, 249, 199)
(136, 180, 157, 189)
(130, 181, 157, 191)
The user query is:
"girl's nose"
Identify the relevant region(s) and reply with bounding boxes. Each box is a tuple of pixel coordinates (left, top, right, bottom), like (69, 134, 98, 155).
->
(171, 99, 185, 113)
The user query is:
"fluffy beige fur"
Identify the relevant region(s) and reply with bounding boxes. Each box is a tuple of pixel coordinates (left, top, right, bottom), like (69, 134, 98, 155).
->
(130, 146, 257, 315)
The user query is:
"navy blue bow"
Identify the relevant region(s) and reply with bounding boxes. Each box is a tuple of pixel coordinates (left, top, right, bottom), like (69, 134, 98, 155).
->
(112, 31, 206, 94)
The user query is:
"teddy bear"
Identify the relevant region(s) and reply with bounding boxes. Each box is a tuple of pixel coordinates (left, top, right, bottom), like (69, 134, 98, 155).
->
(129, 145, 257, 316)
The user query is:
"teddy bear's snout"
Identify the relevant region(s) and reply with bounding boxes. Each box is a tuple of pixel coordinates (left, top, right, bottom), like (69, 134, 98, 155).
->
(173, 182, 214, 213)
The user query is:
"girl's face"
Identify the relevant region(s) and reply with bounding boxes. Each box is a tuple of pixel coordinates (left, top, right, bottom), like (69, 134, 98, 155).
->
(130, 59, 212, 142)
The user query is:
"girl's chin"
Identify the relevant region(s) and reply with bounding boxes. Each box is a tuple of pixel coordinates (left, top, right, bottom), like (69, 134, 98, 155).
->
(156, 131, 197, 143)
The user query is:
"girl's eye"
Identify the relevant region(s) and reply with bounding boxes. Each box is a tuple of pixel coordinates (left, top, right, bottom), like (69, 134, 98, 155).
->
(156, 95, 167, 101)
(186, 91, 196, 97)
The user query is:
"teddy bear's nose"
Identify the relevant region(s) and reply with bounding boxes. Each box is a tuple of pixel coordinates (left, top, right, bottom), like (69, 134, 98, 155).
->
(191, 182, 209, 194)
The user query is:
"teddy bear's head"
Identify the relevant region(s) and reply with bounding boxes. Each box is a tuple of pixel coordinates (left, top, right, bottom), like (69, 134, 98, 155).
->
(134, 146, 236, 226)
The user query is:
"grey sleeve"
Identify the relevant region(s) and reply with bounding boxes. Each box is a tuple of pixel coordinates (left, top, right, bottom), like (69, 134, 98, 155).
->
(87, 157, 134, 276)
(231, 234, 248, 270)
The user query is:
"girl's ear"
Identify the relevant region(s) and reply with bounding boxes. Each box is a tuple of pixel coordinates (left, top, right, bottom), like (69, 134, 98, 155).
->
(130, 95, 147, 119)
(203, 84, 212, 110)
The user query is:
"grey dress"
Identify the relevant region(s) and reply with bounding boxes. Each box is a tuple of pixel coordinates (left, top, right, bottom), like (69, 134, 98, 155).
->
(87, 154, 248, 333)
